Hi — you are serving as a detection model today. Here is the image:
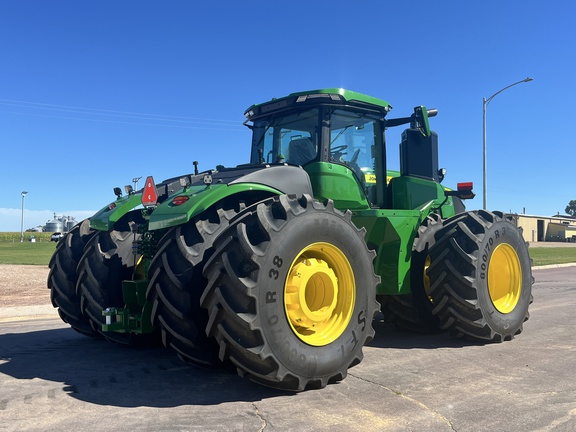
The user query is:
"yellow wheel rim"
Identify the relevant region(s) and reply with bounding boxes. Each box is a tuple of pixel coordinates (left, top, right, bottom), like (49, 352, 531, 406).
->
(134, 255, 146, 280)
(284, 242, 355, 346)
(423, 255, 431, 293)
(487, 243, 522, 313)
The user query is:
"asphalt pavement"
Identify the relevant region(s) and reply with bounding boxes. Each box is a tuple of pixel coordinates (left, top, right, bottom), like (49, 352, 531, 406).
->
(0, 266, 575, 432)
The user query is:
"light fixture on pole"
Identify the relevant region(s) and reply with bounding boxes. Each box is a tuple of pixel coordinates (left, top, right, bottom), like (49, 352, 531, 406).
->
(483, 77, 533, 209)
(20, 191, 28, 242)
(132, 176, 142, 190)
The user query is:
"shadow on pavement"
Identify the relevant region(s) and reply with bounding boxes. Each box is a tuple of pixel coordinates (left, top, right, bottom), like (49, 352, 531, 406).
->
(0, 318, 486, 408)
(0, 326, 286, 407)
(369, 318, 485, 350)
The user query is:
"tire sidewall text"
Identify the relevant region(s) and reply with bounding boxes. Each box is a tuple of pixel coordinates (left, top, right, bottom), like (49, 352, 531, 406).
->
(476, 219, 531, 334)
(255, 209, 374, 379)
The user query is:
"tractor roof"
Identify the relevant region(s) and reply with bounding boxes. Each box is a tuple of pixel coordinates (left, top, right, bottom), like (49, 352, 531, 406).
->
(244, 88, 392, 120)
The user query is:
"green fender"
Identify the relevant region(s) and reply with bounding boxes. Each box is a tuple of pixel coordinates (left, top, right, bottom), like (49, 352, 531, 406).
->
(90, 194, 144, 232)
(90, 183, 283, 232)
(147, 183, 282, 231)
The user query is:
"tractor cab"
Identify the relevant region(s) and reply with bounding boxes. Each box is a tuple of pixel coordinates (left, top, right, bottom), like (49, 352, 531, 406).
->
(247, 103, 381, 172)
(245, 89, 388, 209)
(244, 88, 443, 211)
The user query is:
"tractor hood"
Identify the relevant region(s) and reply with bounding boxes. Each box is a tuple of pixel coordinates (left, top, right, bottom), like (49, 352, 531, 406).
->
(90, 164, 313, 232)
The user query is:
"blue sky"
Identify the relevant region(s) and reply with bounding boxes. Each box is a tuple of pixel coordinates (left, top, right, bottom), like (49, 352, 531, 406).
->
(1, 1, 574, 231)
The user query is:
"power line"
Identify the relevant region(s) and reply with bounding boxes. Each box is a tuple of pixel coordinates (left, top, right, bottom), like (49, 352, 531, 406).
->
(0, 110, 246, 131)
(0, 98, 242, 127)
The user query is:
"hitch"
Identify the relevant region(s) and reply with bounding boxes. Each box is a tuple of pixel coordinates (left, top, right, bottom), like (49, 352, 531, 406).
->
(101, 279, 155, 334)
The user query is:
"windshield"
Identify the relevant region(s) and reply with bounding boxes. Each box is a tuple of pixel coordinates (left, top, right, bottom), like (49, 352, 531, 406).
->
(251, 108, 319, 165)
(329, 109, 378, 181)
(249, 107, 379, 180)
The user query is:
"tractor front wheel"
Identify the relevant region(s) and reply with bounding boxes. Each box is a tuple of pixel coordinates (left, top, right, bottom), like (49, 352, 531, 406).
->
(427, 210, 533, 341)
(47, 219, 98, 337)
(201, 195, 380, 390)
(76, 211, 158, 345)
(146, 204, 241, 367)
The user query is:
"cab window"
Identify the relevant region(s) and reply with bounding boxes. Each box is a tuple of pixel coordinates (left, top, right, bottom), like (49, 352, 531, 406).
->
(251, 108, 319, 165)
(329, 109, 378, 183)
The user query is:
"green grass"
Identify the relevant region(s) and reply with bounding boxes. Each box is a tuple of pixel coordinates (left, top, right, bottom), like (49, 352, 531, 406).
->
(0, 232, 54, 243)
(0, 234, 574, 267)
(528, 247, 576, 267)
(0, 241, 56, 265)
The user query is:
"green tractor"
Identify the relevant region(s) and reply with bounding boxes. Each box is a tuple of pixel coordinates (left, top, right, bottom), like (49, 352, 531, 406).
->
(47, 89, 533, 390)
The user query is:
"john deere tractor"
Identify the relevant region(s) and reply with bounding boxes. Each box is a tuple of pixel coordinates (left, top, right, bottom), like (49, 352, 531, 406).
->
(48, 89, 532, 391)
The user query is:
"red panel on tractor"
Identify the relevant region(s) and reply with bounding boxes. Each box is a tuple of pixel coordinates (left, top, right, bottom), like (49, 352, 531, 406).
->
(142, 176, 158, 206)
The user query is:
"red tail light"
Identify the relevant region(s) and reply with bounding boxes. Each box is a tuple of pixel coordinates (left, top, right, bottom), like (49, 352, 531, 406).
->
(457, 182, 475, 199)
(457, 182, 473, 191)
(172, 196, 189, 206)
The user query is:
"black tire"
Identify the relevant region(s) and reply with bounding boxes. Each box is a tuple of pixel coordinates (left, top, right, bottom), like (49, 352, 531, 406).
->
(47, 219, 98, 337)
(77, 211, 158, 345)
(427, 210, 533, 342)
(380, 214, 442, 333)
(201, 195, 380, 391)
(146, 204, 241, 367)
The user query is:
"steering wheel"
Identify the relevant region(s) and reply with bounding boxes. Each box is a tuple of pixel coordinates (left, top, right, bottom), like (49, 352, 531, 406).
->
(330, 144, 348, 161)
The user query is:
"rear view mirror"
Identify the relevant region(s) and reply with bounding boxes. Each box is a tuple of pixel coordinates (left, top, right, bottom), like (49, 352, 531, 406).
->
(412, 106, 437, 137)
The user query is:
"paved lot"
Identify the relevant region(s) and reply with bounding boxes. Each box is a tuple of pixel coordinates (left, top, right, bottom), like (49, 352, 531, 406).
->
(0, 266, 575, 431)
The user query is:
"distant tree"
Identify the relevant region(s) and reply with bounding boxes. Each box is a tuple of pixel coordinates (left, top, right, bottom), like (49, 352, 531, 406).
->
(565, 200, 576, 217)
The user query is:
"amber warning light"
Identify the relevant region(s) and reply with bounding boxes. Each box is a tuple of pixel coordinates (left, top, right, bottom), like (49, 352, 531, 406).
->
(142, 176, 158, 206)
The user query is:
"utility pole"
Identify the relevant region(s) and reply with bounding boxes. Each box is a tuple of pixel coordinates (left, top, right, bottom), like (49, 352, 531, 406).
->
(483, 77, 533, 209)
(20, 191, 28, 242)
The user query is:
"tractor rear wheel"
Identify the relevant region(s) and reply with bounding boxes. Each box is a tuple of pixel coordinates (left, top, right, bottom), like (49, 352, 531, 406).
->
(427, 210, 533, 342)
(380, 214, 442, 333)
(47, 219, 98, 337)
(201, 195, 380, 391)
(146, 204, 241, 367)
(76, 211, 158, 345)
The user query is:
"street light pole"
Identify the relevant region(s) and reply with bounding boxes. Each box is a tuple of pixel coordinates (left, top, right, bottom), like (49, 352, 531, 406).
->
(482, 77, 533, 209)
(20, 191, 28, 242)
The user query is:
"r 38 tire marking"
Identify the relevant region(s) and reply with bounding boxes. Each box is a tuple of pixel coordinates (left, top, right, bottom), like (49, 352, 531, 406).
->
(268, 255, 284, 280)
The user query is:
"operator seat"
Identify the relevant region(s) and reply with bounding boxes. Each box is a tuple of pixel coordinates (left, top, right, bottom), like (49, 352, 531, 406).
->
(287, 137, 316, 166)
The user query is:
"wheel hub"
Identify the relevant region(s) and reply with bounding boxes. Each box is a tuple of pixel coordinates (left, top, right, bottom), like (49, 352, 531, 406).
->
(285, 258, 339, 327)
(284, 242, 355, 346)
(488, 243, 522, 314)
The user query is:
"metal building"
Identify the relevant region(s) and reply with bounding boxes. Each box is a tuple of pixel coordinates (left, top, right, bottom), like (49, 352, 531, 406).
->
(506, 213, 576, 243)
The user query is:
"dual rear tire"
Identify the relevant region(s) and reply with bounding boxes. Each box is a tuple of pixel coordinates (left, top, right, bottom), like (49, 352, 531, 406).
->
(381, 210, 532, 343)
(201, 195, 380, 390)
(146, 204, 240, 367)
(47, 219, 98, 337)
(427, 210, 533, 341)
(75, 211, 159, 345)
(142, 194, 380, 390)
